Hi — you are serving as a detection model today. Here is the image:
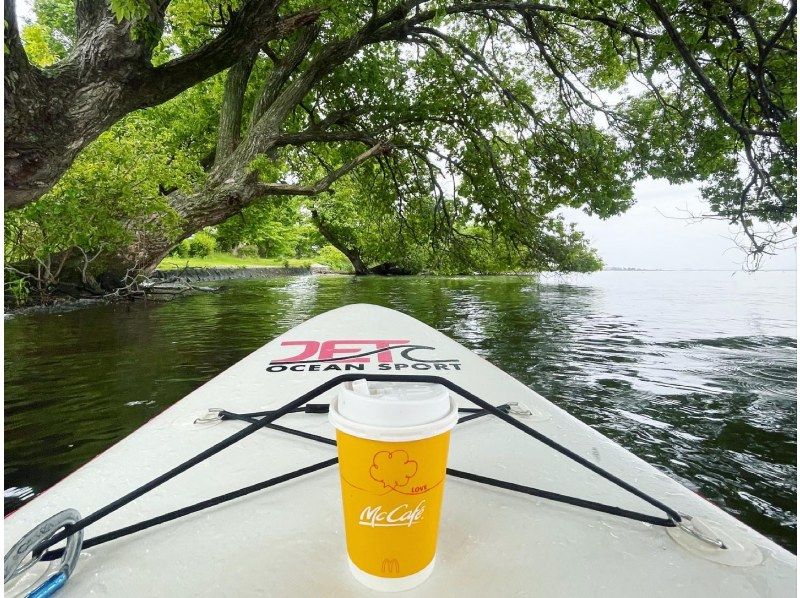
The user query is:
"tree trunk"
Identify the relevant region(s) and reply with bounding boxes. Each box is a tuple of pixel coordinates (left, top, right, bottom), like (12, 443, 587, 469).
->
(215, 52, 258, 162)
(310, 209, 370, 275)
(4, 0, 319, 209)
(9, 0, 398, 288)
(4, 0, 157, 208)
(34, 135, 388, 294)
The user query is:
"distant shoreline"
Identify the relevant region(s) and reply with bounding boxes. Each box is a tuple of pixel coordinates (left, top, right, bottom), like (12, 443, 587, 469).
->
(603, 267, 796, 272)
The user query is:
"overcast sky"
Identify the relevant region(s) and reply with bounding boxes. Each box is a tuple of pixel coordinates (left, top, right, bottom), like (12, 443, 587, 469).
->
(561, 178, 796, 271)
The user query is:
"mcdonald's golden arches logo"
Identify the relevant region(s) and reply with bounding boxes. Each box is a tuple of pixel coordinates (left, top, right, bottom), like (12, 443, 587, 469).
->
(381, 559, 400, 574)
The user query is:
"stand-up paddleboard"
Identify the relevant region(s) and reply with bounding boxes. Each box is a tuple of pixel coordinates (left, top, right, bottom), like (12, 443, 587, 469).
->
(4, 304, 796, 596)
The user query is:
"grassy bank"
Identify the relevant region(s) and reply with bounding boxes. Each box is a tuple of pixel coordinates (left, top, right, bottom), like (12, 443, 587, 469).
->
(158, 253, 316, 270)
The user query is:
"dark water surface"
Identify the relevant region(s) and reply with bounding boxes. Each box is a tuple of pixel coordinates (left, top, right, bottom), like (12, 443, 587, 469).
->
(5, 271, 797, 551)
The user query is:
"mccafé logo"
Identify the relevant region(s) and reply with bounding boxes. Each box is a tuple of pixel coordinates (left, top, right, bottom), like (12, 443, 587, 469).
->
(266, 339, 462, 373)
(359, 501, 426, 528)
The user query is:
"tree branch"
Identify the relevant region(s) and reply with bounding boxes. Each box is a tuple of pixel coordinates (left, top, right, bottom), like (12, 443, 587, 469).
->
(4, 0, 32, 78)
(215, 50, 259, 164)
(250, 21, 321, 127)
(258, 142, 390, 196)
(400, 2, 659, 40)
(412, 26, 546, 124)
(137, 6, 322, 109)
(762, 0, 796, 58)
(75, 0, 114, 38)
(642, 0, 763, 141)
(273, 129, 379, 147)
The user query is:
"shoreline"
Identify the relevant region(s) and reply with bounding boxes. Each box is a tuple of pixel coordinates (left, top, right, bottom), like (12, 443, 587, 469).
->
(150, 265, 324, 283)
(4, 265, 336, 316)
(8, 268, 790, 315)
(16, 268, 762, 315)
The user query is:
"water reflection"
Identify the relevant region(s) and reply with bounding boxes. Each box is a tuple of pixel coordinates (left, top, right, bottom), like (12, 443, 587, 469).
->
(4, 271, 796, 552)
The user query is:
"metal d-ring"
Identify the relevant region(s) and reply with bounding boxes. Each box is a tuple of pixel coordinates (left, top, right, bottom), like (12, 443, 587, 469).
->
(506, 402, 533, 417)
(4, 509, 84, 596)
(194, 408, 224, 424)
(676, 514, 727, 550)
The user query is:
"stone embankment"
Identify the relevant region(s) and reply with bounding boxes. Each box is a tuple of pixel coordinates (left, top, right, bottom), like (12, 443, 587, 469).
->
(150, 264, 332, 284)
(144, 264, 333, 300)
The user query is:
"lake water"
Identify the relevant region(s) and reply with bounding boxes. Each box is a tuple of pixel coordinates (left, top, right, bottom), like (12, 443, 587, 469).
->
(4, 271, 797, 551)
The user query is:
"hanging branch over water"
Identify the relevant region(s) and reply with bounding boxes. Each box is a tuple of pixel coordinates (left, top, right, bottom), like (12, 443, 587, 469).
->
(4, 0, 796, 291)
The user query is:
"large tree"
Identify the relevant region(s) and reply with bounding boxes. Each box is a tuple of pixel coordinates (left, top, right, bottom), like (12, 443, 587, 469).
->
(5, 0, 796, 291)
(3, 0, 320, 207)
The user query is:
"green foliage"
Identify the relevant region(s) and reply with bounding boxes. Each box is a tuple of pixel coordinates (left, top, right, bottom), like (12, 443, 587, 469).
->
(19, 0, 75, 66)
(109, 0, 150, 23)
(234, 244, 260, 258)
(316, 245, 353, 272)
(216, 196, 320, 259)
(5, 274, 30, 306)
(20, 23, 60, 66)
(170, 239, 192, 258)
(618, 2, 796, 253)
(11, 0, 794, 284)
(32, 0, 75, 37)
(160, 0, 243, 54)
(6, 56, 221, 276)
(4, 115, 186, 267)
(187, 231, 216, 257)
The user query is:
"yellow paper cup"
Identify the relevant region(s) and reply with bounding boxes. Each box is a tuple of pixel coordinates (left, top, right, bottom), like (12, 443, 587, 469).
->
(329, 380, 458, 592)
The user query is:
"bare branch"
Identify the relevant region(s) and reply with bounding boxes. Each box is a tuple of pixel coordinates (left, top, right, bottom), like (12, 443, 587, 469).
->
(273, 127, 381, 148)
(402, 2, 659, 40)
(258, 142, 391, 196)
(642, 0, 770, 141)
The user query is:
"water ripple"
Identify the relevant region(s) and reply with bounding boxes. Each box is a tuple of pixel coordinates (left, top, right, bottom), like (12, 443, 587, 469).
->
(4, 271, 796, 551)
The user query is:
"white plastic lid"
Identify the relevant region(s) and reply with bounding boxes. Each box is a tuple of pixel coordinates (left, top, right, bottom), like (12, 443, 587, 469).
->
(329, 380, 458, 441)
